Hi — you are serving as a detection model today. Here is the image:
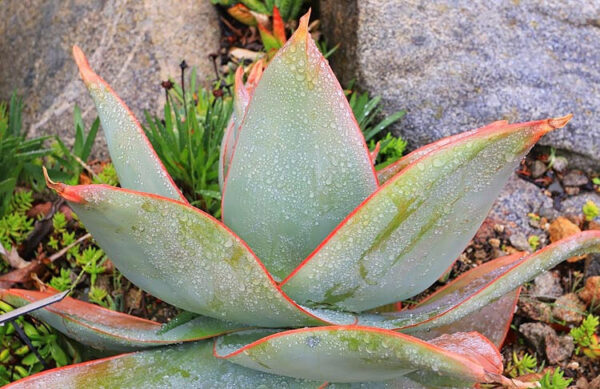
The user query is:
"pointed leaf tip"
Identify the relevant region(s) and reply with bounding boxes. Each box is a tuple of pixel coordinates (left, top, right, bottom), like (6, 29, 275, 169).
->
(222, 4, 377, 278)
(534, 114, 573, 138)
(43, 167, 84, 203)
(72, 45, 100, 87)
(72, 45, 187, 202)
(549, 114, 573, 131)
(292, 9, 311, 41)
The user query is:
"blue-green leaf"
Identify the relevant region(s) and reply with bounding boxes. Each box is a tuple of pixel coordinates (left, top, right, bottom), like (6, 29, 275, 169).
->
(222, 12, 378, 280)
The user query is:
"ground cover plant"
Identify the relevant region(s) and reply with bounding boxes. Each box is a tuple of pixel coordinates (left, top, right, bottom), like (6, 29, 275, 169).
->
(1, 10, 600, 389)
(0, 93, 51, 218)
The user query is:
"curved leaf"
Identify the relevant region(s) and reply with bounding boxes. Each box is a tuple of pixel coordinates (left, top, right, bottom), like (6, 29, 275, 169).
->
(282, 116, 572, 311)
(215, 327, 502, 386)
(6, 341, 329, 389)
(376, 120, 509, 184)
(219, 66, 249, 191)
(400, 230, 600, 332)
(411, 288, 520, 348)
(352, 232, 599, 334)
(222, 12, 378, 279)
(219, 60, 265, 191)
(366, 253, 523, 347)
(0, 289, 246, 351)
(72, 46, 186, 203)
(45, 179, 358, 328)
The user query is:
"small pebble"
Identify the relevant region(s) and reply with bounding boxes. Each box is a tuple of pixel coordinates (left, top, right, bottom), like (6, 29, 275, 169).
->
(530, 160, 547, 178)
(562, 170, 589, 187)
(509, 233, 530, 251)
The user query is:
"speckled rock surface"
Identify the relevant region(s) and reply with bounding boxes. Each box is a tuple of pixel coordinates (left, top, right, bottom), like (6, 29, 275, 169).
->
(0, 0, 220, 157)
(560, 192, 600, 217)
(489, 174, 552, 236)
(319, 0, 600, 168)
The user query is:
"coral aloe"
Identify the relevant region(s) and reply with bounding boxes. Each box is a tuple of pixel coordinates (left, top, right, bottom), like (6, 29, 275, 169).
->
(3, 11, 599, 388)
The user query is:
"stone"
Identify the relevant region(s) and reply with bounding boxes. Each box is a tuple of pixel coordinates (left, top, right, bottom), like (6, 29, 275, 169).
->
(552, 293, 585, 325)
(561, 193, 600, 216)
(519, 322, 556, 356)
(531, 271, 563, 301)
(549, 217, 581, 243)
(530, 160, 547, 179)
(585, 254, 600, 278)
(577, 377, 590, 389)
(319, 0, 600, 169)
(0, 0, 220, 158)
(562, 170, 589, 187)
(509, 233, 531, 252)
(551, 156, 569, 173)
(489, 174, 552, 237)
(519, 298, 553, 323)
(544, 334, 574, 364)
(548, 180, 565, 196)
(519, 322, 574, 364)
(579, 276, 600, 306)
(539, 206, 560, 221)
(565, 186, 581, 196)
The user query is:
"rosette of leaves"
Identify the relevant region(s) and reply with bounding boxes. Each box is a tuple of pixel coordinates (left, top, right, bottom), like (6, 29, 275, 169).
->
(3, 12, 600, 388)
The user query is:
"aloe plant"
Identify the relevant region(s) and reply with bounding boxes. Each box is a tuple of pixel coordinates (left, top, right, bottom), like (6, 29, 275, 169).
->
(3, 12, 600, 388)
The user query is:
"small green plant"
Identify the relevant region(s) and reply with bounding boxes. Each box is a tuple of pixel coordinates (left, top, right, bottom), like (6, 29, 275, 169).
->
(583, 200, 599, 222)
(0, 190, 34, 251)
(144, 68, 232, 217)
(75, 247, 107, 287)
(528, 235, 540, 251)
(47, 106, 99, 185)
(88, 286, 114, 310)
(0, 93, 51, 216)
(316, 39, 339, 59)
(0, 300, 76, 385)
(570, 314, 600, 358)
(345, 81, 407, 169)
(49, 268, 73, 292)
(538, 368, 572, 389)
(505, 352, 537, 378)
(47, 212, 79, 261)
(92, 163, 118, 186)
(368, 132, 408, 170)
(347, 81, 406, 144)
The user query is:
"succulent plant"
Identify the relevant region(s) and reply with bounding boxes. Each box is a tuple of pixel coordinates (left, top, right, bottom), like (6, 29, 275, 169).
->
(3, 12, 600, 388)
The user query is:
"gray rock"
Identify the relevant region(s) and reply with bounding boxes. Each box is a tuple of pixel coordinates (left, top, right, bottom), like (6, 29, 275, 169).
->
(489, 174, 552, 236)
(539, 206, 560, 221)
(519, 322, 556, 356)
(519, 322, 573, 363)
(530, 160, 547, 179)
(551, 156, 569, 173)
(0, 0, 220, 157)
(531, 271, 563, 301)
(548, 179, 565, 195)
(545, 334, 574, 364)
(319, 0, 600, 166)
(585, 254, 600, 278)
(560, 192, 600, 216)
(562, 170, 589, 187)
(509, 233, 531, 252)
(552, 293, 585, 325)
